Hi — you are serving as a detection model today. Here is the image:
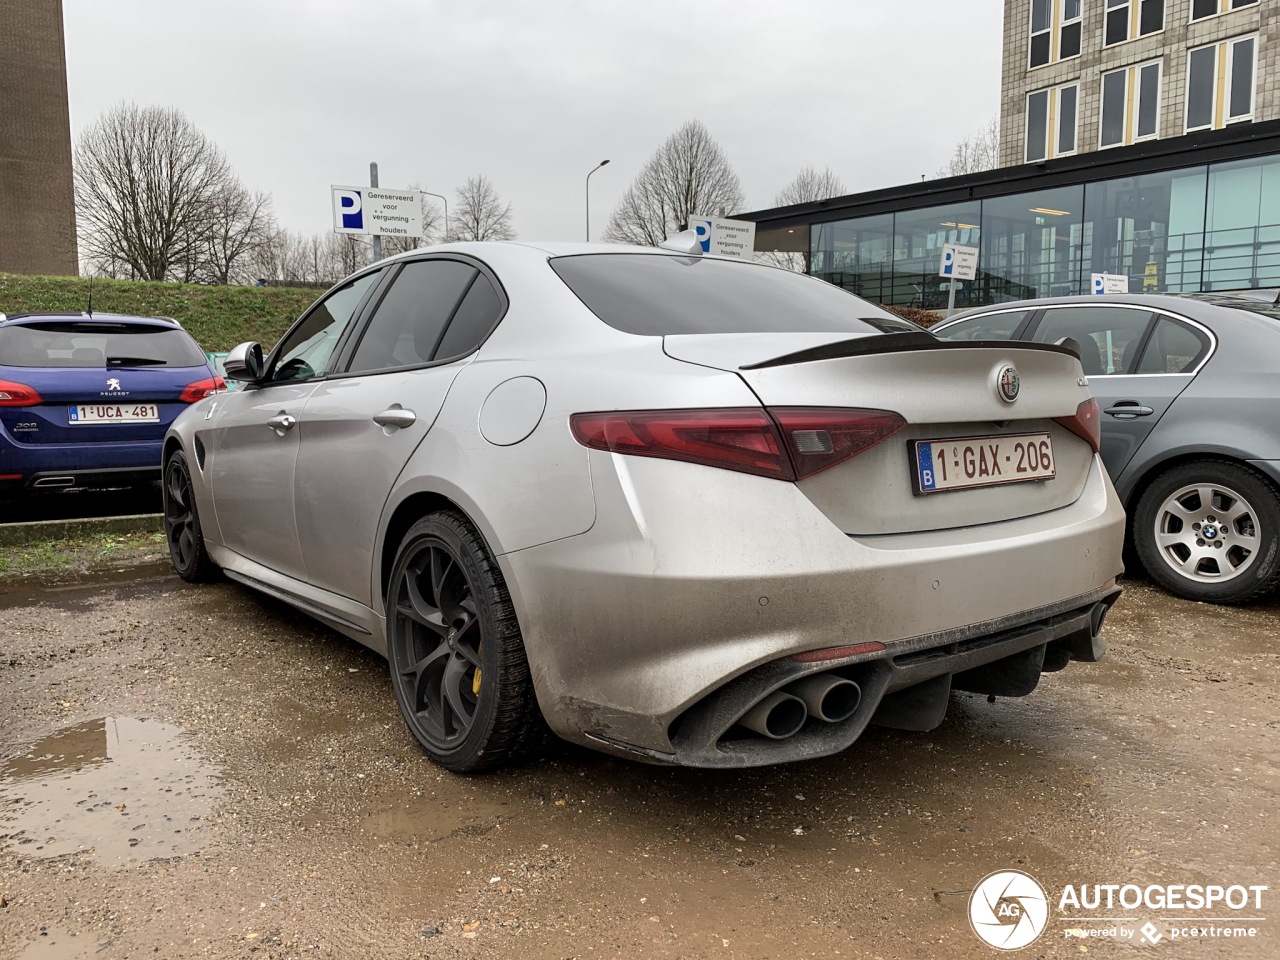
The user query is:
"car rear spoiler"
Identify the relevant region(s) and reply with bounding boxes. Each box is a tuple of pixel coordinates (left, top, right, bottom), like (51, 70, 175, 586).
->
(740, 331, 1082, 370)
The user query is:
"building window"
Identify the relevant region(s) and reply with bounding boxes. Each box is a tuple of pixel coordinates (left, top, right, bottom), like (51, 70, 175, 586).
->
(1186, 35, 1256, 131)
(1100, 61, 1162, 148)
(1061, 0, 1083, 59)
(1105, 0, 1163, 45)
(1191, 0, 1257, 21)
(1026, 83, 1080, 162)
(1030, 0, 1052, 67)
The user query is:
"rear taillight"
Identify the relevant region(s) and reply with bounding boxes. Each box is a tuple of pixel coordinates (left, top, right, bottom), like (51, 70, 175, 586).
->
(180, 376, 226, 403)
(569, 407, 906, 482)
(0, 379, 42, 407)
(1053, 397, 1101, 454)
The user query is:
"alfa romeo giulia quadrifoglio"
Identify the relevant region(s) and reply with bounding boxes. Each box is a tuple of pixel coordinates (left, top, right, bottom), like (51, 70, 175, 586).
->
(0, 312, 223, 492)
(161, 240, 1124, 772)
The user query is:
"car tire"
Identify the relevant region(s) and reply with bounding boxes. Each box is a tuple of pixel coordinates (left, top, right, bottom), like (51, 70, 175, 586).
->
(162, 449, 219, 583)
(1134, 460, 1280, 604)
(385, 511, 549, 773)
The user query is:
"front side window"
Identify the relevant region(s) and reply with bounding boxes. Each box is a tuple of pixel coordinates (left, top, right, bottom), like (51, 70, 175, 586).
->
(1187, 36, 1256, 131)
(271, 269, 381, 383)
(346, 260, 477, 374)
(1100, 60, 1162, 147)
(1031, 307, 1154, 375)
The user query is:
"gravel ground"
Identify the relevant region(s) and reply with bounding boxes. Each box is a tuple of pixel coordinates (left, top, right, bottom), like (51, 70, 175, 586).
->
(0, 566, 1276, 960)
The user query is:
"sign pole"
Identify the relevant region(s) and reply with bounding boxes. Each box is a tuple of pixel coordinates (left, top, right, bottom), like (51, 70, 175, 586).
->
(369, 162, 382, 262)
(946, 276, 958, 318)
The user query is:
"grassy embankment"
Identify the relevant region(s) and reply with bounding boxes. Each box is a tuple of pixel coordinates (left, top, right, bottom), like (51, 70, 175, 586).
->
(0, 273, 320, 353)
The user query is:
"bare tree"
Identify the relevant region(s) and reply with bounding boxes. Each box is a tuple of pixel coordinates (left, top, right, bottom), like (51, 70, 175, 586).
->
(936, 117, 1000, 178)
(603, 120, 746, 246)
(200, 180, 275, 284)
(758, 166, 848, 272)
(447, 175, 516, 242)
(74, 103, 234, 281)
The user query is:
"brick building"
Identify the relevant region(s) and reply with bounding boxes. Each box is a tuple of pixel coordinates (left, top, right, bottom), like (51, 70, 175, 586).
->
(1000, 0, 1279, 166)
(0, 0, 78, 276)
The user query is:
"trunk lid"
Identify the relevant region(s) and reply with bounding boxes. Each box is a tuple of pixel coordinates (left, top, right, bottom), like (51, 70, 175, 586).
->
(664, 333, 1096, 535)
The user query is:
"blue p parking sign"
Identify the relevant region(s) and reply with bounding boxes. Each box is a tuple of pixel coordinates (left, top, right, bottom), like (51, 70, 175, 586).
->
(941, 248, 955, 276)
(333, 188, 364, 231)
(693, 219, 714, 253)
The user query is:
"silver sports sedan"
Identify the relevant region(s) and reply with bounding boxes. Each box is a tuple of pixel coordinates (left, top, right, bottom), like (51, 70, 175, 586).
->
(163, 240, 1124, 772)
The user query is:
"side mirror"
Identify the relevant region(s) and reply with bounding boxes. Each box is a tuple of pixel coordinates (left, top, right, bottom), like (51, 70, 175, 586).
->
(223, 342, 265, 382)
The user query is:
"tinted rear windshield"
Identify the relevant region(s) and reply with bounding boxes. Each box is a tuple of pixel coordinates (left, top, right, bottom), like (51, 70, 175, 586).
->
(550, 254, 918, 336)
(0, 322, 205, 368)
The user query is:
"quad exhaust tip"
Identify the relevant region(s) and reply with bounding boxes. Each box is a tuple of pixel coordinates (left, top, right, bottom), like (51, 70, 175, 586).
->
(738, 691, 808, 739)
(788, 674, 862, 723)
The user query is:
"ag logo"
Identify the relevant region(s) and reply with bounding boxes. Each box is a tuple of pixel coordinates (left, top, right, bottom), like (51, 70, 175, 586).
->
(969, 870, 1049, 950)
(997, 365, 1020, 403)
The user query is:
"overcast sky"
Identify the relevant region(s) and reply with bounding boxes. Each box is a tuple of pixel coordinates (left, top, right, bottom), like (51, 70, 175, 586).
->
(63, 0, 1002, 243)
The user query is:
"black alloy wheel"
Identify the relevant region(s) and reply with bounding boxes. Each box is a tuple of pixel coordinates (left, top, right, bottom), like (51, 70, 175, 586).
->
(386, 511, 547, 772)
(162, 449, 218, 583)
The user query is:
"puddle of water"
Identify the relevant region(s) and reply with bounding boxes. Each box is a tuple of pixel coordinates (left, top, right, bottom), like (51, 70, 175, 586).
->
(360, 795, 508, 842)
(0, 562, 177, 612)
(16, 926, 100, 960)
(0, 717, 221, 868)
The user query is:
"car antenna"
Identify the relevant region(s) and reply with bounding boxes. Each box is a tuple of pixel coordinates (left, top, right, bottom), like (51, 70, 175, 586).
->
(86, 274, 94, 317)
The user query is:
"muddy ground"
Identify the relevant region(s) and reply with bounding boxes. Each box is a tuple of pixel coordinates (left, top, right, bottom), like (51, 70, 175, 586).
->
(0, 564, 1276, 960)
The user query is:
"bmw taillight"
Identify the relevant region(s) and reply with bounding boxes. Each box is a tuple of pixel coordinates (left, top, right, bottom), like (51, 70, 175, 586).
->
(569, 407, 906, 482)
(1053, 397, 1101, 454)
(180, 376, 226, 403)
(0, 379, 42, 407)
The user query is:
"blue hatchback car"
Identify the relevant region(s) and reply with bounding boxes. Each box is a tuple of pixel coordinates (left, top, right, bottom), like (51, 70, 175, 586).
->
(0, 312, 223, 492)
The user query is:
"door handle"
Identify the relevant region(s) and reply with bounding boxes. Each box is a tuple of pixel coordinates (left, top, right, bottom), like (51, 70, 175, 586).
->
(1104, 402, 1155, 419)
(373, 407, 417, 429)
(266, 413, 297, 432)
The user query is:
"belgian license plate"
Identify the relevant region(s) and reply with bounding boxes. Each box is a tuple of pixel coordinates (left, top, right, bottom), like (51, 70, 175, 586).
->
(68, 403, 160, 424)
(914, 432, 1055, 494)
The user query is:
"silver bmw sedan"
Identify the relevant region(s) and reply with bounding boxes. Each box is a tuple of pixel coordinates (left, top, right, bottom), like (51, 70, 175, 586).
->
(163, 240, 1124, 772)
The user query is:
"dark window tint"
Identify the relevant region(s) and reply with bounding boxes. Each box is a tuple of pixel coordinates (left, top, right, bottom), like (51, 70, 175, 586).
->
(1138, 63, 1161, 137)
(1026, 90, 1049, 162)
(1060, 21, 1081, 58)
(1140, 0, 1164, 34)
(1031, 0, 1051, 31)
(1029, 32, 1051, 67)
(272, 270, 382, 382)
(348, 260, 477, 374)
(1101, 70, 1127, 146)
(1229, 38, 1255, 119)
(1105, 3, 1129, 44)
(0, 322, 205, 368)
(1191, 0, 1217, 17)
(551, 254, 911, 336)
(935, 311, 1031, 341)
(1058, 86, 1078, 153)
(435, 274, 504, 360)
(1232, 0, 1258, 7)
(1031, 306, 1154, 375)
(1187, 46, 1217, 129)
(1136, 318, 1210, 373)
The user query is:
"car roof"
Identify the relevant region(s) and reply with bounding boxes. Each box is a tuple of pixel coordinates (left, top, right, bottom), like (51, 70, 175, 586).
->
(0, 311, 183, 329)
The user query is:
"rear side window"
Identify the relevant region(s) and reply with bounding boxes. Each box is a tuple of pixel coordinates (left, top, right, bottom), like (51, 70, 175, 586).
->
(935, 311, 1031, 341)
(0, 322, 205, 368)
(1030, 306, 1154, 376)
(1136, 318, 1210, 373)
(435, 274, 504, 360)
(550, 254, 915, 336)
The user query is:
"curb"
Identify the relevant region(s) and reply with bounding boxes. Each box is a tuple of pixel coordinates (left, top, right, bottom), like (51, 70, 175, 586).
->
(0, 513, 163, 547)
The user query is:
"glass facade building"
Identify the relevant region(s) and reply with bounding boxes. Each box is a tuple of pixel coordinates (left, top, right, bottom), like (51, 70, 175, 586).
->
(745, 121, 1280, 309)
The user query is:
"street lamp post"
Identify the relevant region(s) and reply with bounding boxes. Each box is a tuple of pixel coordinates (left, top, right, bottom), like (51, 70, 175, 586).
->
(421, 190, 449, 242)
(585, 159, 610, 242)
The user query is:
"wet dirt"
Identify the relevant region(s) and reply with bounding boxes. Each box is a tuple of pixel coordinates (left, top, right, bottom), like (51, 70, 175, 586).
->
(0, 570, 1276, 959)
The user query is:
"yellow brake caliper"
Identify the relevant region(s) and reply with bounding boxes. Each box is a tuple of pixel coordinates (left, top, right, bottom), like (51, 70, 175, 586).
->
(472, 645, 483, 695)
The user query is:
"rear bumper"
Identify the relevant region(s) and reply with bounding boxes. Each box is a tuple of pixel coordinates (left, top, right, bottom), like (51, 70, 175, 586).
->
(0, 429, 163, 489)
(500, 452, 1126, 766)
